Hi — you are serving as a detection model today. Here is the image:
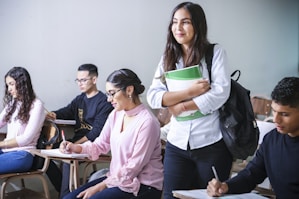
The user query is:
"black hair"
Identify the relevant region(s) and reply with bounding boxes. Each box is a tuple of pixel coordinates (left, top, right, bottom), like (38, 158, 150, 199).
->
(106, 68, 145, 103)
(78, 63, 98, 77)
(271, 77, 299, 108)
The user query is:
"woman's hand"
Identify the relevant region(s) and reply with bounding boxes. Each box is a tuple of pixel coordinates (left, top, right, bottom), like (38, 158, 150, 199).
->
(77, 182, 107, 199)
(168, 103, 185, 116)
(187, 79, 210, 98)
(207, 178, 229, 197)
(59, 141, 82, 154)
(59, 141, 72, 154)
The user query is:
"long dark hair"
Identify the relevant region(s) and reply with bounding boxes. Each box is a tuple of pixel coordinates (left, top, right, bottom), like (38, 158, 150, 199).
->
(163, 2, 210, 72)
(3, 67, 36, 124)
(106, 68, 145, 104)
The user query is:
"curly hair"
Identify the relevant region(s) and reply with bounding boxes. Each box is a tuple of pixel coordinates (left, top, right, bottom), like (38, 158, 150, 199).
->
(3, 67, 36, 124)
(271, 77, 299, 108)
(163, 2, 210, 72)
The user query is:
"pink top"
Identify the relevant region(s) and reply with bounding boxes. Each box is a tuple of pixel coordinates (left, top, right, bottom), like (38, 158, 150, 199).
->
(81, 104, 163, 195)
(0, 99, 46, 152)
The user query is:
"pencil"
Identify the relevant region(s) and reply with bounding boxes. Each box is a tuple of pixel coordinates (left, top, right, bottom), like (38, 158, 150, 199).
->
(212, 166, 220, 181)
(61, 130, 66, 142)
(44, 107, 50, 114)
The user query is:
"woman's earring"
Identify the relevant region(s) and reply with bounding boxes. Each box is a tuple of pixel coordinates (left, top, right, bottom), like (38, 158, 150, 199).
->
(128, 95, 132, 99)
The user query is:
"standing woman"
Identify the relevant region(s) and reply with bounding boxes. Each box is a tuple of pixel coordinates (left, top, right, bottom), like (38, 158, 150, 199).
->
(0, 66, 46, 174)
(147, 2, 233, 199)
(61, 68, 163, 199)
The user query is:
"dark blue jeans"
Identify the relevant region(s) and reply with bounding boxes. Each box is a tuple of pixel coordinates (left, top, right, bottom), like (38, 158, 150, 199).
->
(163, 139, 233, 199)
(0, 150, 34, 174)
(60, 162, 71, 199)
(63, 176, 162, 199)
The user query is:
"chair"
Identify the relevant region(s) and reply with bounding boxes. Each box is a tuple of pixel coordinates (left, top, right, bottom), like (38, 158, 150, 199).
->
(81, 154, 111, 184)
(251, 96, 273, 121)
(0, 120, 59, 199)
(156, 108, 171, 127)
(154, 108, 172, 163)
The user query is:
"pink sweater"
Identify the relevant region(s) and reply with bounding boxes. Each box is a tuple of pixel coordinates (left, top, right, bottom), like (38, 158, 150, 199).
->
(81, 104, 163, 195)
(0, 99, 46, 152)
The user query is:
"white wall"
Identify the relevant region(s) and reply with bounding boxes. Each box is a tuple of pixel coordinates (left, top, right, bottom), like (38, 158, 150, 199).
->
(0, 0, 298, 112)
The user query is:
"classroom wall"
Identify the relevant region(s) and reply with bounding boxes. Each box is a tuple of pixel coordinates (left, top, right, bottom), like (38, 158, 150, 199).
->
(0, 0, 298, 113)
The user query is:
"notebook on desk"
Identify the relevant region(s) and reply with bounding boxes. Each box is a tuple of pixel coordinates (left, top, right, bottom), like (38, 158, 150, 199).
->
(172, 189, 267, 199)
(40, 149, 88, 159)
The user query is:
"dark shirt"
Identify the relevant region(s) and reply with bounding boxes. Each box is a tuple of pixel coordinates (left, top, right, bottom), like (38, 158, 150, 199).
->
(54, 92, 113, 142)
(226, 129, 299, 199)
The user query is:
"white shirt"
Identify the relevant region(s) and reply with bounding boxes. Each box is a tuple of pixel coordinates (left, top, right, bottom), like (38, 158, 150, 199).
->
(147, 44, 231, 150)
(0, 99, 46, 152)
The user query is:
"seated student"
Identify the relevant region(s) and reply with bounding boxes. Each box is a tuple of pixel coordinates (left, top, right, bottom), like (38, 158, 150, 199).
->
(45, 63, 113, 198)
(207, 77, 299, 199)
(0, 67, 45, 174)
(60, 68, 163, 199)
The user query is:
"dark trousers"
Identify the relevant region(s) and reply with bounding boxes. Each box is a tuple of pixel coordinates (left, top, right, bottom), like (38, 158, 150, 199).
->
(163, 139, 233, 199)
(60, 162, 71, 199)
(46, 160, 62, 192)
(63, 177, 162, 199)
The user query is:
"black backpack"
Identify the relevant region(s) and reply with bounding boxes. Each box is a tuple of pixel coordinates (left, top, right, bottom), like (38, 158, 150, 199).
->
(206, 44, 260, 160)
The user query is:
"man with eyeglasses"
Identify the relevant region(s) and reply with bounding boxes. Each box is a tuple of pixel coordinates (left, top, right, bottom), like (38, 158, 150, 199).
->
(45, 63, 113, 198)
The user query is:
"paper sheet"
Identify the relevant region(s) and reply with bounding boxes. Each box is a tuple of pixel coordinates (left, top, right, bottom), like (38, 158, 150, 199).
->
(41, 149, 88, 159)
(172, 189, 267, 199)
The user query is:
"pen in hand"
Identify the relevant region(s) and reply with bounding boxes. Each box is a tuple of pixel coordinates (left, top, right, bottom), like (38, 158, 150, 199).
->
(44, 108, 50, 114)
(61, 130, 69, 153)
(212, 166, 219, 181)
(61, 130, 66, 142)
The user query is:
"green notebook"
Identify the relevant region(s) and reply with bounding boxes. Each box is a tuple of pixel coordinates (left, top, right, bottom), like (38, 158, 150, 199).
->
(165, 65, 206, 121)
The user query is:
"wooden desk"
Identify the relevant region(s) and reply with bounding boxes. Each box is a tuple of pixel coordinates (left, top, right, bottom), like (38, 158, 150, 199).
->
(30, 149, 111, 191)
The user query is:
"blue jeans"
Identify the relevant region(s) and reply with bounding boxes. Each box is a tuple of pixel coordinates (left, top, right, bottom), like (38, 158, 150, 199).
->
(163, 140, 233, 199)
(0, 150, 34, 174)
(63, 177, 162, 199)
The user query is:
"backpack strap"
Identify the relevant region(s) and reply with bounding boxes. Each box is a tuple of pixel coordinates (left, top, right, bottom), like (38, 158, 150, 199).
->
(205, 44, 216, 81)
(206, 44, 241, 82)
(231, 70, 241, 81)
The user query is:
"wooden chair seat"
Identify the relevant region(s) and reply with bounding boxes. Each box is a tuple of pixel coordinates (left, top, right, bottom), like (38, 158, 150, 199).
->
(0, 120, 58, 199)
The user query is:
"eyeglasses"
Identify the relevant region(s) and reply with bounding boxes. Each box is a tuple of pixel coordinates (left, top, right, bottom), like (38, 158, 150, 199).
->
(106, 89, 121, 98)
(75, 78, 92, 84)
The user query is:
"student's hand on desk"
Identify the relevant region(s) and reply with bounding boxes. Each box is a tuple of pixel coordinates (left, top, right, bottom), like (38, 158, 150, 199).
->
(59, 141, 72, 154)
(59, 141, 82, 154)
(207, 178, 228, 197)
(77, 182, 107, 199)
